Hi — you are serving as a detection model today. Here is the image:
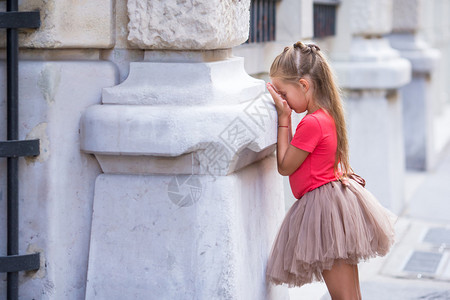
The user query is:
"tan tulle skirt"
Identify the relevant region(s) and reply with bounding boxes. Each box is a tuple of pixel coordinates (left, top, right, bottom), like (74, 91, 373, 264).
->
(266, 178, 396, 287)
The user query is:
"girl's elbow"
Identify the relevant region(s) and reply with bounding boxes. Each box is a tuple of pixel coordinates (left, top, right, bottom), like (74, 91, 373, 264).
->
(277, 166, 292, 176)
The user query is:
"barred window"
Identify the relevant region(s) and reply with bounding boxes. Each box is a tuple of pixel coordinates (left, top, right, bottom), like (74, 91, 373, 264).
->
(247, 0, 278, 44)
(313, 0, 340, 38)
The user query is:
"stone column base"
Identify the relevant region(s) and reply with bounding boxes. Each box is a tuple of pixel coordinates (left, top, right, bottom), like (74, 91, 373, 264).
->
(85, 156, 288, 300)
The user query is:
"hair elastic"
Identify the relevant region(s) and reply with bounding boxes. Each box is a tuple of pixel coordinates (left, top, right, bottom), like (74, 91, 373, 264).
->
(307, 44, 321, 52)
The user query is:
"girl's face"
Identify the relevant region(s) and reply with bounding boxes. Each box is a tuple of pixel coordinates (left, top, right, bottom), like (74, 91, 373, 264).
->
(271, 77, 311, 114)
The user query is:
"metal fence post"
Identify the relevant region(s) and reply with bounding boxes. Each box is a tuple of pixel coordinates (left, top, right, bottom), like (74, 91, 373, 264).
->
(0, 2, 41, 299)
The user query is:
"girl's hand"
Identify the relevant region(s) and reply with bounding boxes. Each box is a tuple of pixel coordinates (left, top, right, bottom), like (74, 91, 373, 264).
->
(266, 82, 292, 121)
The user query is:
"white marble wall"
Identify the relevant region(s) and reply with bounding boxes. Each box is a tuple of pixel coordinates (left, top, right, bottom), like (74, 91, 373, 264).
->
(0, 60, 117, 299)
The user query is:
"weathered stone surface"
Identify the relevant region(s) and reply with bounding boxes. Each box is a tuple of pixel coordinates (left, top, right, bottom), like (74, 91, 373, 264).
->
(85, 157, 289, 300)
(114, 0, 132, 49)
(81, 55, 276, 177)
(0, 61, 117, 299)
(0, 0, 114, 48)
(80, 93, 278, 175)
(350, 0, 392, 36)
(127, 0, 251, 50)
(392, 0, 422, 33)
(101, 57, 263, 105)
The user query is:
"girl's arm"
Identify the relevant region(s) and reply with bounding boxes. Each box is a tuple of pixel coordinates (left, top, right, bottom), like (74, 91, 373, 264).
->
(267, 83, 309, 176)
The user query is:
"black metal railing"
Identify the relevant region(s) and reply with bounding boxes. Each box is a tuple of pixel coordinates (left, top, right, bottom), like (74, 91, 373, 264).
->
(313, 0, 340, 38)
(247, 0, 277, 44)
(0, 1, 41, 299)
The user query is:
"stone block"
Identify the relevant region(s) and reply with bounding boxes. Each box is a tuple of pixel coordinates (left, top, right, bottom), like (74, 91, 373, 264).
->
(333, 36, 411, 89)
(101, 57, 263, 105)
(392, 0, 422, 33)
(350, 0, 393, 36)
(85, 156, 289, 299)
(127, 0, 251, 50)
(0, 0, 114, 49)
(333, 58, 411, 89)
(276, 0, 313, 41)
(80, 93, 278, 175)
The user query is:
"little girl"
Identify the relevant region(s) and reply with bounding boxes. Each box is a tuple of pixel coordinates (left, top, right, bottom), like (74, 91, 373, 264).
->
(265, 41, 395, 300)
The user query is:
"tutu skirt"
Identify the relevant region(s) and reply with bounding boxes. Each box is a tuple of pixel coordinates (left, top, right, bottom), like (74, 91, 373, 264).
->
(266, 177, 396, 287)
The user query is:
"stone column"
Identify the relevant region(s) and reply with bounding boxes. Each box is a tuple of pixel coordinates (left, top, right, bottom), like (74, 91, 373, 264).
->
(330, 0, 411, 213)
(81, 1, 287, 299)
(388, 0, 440, 171)
(420, 0, 450, 156)
(425, 0, 450, 110)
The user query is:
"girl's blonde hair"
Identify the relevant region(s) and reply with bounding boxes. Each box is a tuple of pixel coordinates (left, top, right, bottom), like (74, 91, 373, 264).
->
(270, 41, 351, 178)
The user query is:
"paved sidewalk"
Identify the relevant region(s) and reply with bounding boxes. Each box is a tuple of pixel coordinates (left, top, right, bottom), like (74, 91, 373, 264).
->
(289, 145, 450, 300)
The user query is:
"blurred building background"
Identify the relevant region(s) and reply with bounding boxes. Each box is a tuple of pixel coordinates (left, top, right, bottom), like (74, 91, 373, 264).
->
(234, 0, 450, 214)
(0, 0, 449, 299)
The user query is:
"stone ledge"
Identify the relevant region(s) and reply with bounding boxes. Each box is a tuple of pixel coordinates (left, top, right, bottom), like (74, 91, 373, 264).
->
(333, 37, 412, 89)
(80, 94, 278, 175)
(81, 100, 276, 156)
(398, 50, 439, 74)
(334, 58, 411, 89)
(102, 57, 263, 105)
(93, 145, 276, 176)
(388, 34, 441, 74)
